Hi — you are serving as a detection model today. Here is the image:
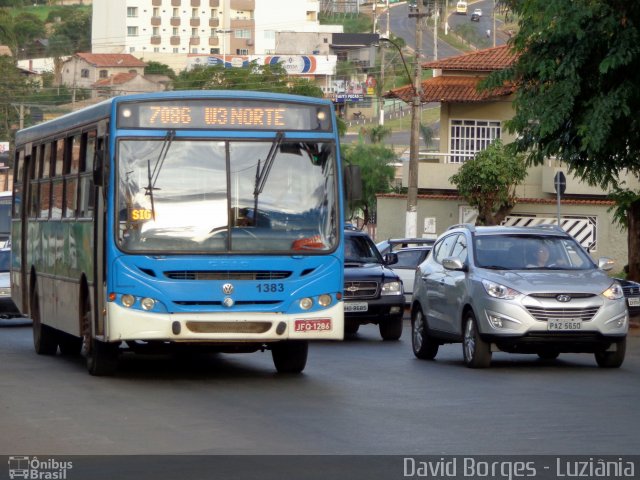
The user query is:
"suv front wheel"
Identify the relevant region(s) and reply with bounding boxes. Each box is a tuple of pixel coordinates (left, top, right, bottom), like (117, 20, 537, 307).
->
(462, 311, 491, 368)
(594, 338, 626, 368)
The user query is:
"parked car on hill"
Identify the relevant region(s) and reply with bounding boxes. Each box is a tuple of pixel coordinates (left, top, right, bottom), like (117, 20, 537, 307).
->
(411, 224, 628, 368)
(344, 230, 404, 340)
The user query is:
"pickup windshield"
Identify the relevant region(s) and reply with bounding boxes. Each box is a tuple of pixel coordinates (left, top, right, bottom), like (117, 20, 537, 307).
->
(117, 139, 337, 253)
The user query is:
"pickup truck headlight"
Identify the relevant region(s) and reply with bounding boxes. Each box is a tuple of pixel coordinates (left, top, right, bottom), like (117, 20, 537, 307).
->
(381, 281, 403, 296)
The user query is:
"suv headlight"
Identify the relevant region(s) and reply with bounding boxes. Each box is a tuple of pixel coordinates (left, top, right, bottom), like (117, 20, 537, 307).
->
(381, 281, 403, 296)
(602, 282, 623, 300)
(482, 279, 520, 300)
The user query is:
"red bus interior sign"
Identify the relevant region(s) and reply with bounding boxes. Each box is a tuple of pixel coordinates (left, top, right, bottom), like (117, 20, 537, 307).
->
(117, 100, 332, 131)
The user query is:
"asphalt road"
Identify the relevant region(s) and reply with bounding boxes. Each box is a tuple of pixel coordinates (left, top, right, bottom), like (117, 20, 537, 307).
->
(1, 317, 639, 458)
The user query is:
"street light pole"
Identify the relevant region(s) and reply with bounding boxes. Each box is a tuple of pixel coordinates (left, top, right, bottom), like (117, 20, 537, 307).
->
(215, 29, 232, 67)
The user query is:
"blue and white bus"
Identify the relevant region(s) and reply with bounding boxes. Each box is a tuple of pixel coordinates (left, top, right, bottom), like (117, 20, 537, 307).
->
(12, 90, 357, 375)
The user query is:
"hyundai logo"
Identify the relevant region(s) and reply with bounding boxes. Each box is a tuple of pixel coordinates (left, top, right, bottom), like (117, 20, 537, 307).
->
(556, 294, 571, 302)
(346, 285, 359, 292)
(222, 283, 234, 295)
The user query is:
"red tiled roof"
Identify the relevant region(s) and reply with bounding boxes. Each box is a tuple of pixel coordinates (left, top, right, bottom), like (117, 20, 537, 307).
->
(76, 53, 147, 68)
(93, 72, 138, 87)
(385, 75, 515, 103)
(422, 44, 518, 71)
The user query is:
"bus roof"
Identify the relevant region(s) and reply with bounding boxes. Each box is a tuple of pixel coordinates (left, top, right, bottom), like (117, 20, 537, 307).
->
(15, 90, 333, 147)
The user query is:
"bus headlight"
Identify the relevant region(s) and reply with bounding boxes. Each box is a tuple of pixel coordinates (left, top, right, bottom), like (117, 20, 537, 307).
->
(141, 297, 156, 311)
(121, 294, 135, 308)
(318, 294, 332, 307)
(300, 297, 313, 310)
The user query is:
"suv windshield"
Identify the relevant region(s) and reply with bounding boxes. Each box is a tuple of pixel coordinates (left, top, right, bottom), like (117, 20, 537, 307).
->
(473, 234, 595, 270)
(345, 234, 384, 264)
(117, 139, 337, 253)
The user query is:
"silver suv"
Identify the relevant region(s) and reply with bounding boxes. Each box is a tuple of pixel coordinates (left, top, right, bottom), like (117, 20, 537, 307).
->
(411, 224, 628, 368)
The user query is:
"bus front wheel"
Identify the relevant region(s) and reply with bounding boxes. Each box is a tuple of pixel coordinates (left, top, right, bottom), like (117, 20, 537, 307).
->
(271, 341, 308, 374)
(80, 291, 118, 376)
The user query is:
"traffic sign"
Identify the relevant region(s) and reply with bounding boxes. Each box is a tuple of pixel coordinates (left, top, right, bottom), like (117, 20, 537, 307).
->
(554, 171, 566, 195)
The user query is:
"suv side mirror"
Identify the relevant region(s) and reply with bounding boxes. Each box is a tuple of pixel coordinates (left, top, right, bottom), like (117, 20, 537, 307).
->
(442, 257, 467, 272)
(598, 257, 615, 271)
(384, 252, 398, 265)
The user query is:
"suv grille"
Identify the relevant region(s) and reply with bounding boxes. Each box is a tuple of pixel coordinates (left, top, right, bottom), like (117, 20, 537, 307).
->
(525, 306, 600, 322)
(622, 284, 640, 296)
(344, 281, 378, 299)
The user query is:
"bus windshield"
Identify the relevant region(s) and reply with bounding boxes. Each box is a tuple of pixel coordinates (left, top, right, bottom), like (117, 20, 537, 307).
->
(117, 138, 337, 253)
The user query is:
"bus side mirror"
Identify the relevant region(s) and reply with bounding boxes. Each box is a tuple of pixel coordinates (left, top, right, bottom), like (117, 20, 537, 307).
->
(93, 150, 107, 187)
(344, 165, 362, 203)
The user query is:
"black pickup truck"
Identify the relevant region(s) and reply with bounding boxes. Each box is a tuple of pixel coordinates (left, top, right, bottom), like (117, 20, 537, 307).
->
(343, 230, 405, 340)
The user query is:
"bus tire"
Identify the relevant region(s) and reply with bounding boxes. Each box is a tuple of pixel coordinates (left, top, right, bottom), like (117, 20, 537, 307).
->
(31, 283, 58, 355)
(272, 340, 308, 374)
(86, 339, 119, 376)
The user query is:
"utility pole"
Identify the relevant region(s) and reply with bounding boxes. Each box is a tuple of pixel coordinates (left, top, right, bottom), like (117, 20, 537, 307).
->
(406, 1, 424, 237)
(379, 0, 390, 126)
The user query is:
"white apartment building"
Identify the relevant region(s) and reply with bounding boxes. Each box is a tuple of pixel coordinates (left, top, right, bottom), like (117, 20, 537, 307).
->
(92, 0, 335, 59)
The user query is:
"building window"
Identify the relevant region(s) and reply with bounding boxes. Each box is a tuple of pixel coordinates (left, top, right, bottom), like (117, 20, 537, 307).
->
(192, 8, 198, 18)
(154, 47, 160, 53)
(210, 9, 217, 17)
(191, 28, 198, 37)
(173, 27, 179, 35)
(80, 69, 89, 78)
(173, 48, 179, 53)
(129, 47, 135, 53)
(127, 26, 139, 36)
(99, 70, 108, 79)
(153, 27, 159, 35)
(235, 29, 250, 39)
(172, 7, 179, 17)
(210, 48, 220, 54)
(449, 119, 501, 163)
(127, 7, 138, 17)
(153, 7, 160, 16)
(236, 48, 248, 55)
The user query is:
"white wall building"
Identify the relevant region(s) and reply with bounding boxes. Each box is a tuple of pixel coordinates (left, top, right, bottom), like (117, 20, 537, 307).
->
(92, 0, 340, 60)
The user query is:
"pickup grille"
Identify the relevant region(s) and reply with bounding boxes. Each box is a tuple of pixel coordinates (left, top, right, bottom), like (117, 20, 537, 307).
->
(344, 281, 378, 300)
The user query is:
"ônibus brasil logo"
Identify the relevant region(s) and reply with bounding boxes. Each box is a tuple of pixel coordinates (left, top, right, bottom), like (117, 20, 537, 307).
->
(8, 456, 72, 479)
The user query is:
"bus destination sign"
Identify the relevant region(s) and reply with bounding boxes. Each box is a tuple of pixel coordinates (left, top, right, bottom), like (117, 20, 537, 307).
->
(117, 99, 332, 131)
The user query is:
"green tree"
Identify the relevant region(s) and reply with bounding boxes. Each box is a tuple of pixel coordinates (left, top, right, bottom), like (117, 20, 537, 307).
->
(483, 0, 640, 279)
(51, 8, 91, 52)
(13, 12, 46, 54)
(174, 61, 324, 98)
(449, 140, 527, 226)
(144, 61, 177, 80)
(343, 142, 397, 226)
(0, 56, 38, 143)
(364, 124, 391, 144)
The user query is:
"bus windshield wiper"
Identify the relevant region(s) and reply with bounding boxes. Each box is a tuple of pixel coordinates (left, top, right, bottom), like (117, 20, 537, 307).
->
(145, 129, 175, 220)
(254, 131, 284, 196)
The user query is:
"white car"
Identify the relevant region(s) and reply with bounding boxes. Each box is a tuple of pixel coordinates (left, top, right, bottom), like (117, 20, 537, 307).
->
(473, 8, 482, 16)
(0, 248, 20, 317)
